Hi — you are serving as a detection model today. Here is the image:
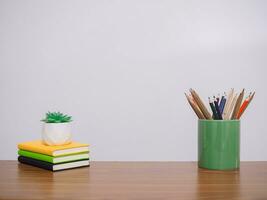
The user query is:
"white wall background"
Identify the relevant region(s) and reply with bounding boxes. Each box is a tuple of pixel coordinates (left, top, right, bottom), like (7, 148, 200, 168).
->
(0, 0, 266, 161)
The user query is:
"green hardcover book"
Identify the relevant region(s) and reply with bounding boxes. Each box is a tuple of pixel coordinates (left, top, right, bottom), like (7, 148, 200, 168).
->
(18, 150, 89, 164)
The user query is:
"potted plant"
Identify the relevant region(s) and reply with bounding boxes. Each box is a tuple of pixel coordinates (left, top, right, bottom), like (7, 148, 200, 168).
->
(41, 112, 72, 146)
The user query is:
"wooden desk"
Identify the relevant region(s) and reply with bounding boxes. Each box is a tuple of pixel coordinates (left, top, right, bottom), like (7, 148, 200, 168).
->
(0, 161, 267, 200)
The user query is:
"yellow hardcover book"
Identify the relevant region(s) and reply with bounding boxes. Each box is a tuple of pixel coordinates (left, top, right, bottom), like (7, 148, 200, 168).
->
(18, 140, 89, 156)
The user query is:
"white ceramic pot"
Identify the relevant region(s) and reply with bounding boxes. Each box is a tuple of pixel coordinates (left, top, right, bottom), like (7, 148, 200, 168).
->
(42, 122, 72, 146)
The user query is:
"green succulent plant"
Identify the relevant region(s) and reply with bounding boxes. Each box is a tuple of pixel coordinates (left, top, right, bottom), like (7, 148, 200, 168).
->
(41, 112, 72, 123)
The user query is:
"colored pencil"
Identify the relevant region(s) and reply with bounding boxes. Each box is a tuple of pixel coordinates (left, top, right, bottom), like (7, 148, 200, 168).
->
(209, 97, 219, 120)
(231, 89, 245, 119)
(185, 93, 205, 119)
(219, 94, 226, 114)
(222, 88, 234, 119)
(214, 99, 222, 120)
(185, 88, 254, 120)
(216, 94, 220, 104)
(225, 93, 238, 120)
(237, 92, 255, 119)
(190, 89, 212, 120)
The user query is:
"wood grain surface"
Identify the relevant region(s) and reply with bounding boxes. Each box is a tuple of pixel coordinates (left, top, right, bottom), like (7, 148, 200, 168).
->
(0, 161, 267, 200)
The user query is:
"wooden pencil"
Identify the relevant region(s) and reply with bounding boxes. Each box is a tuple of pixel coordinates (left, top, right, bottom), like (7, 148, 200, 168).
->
(237, 95, 250, 119)
(225, 93, 238, 120)
(237, 92, 255, 119)
(222, 88, 234, 119)
(189, 95, 206, 119)
(185, 93, 205, 119)
(231, 89, 245, 119)
(189, 89, 212, 119)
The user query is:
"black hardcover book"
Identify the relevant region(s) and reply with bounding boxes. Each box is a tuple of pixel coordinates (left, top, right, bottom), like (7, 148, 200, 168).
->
(18, 156, 89, 171)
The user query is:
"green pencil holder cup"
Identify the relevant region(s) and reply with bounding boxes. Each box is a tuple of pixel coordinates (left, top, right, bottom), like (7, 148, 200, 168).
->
(198, 120, 240, 170)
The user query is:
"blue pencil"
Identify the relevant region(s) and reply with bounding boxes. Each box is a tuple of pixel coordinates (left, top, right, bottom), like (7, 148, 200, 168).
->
(219, 94, 227, 114)
(214, 99, 223, 120)
(209, 97, 219, 120)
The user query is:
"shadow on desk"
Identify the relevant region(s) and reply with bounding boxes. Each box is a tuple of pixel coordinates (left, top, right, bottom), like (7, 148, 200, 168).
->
(16, 163, 92, 199)
(197, 167, 240, 199)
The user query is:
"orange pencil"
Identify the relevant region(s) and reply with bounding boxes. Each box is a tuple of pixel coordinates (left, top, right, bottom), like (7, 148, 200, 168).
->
(237, 95, 250, 119)
(231, 89, 245, 119)
(237, 92, 255, 119)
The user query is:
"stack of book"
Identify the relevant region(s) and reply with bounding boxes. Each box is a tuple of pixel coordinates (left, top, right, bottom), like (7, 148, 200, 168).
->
(17, 140, 90, 171)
